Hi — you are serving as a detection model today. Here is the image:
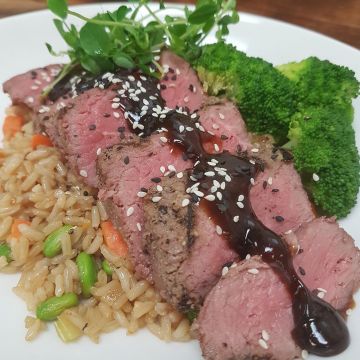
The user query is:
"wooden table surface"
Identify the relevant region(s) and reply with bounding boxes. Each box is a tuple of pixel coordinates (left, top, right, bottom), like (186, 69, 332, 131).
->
(0, 0, 359, 49)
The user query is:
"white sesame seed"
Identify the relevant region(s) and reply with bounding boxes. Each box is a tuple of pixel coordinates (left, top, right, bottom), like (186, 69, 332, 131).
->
(113, 112, 120, 118)
(26, 96, 34, 103)
(313, 173, 320, 182)
(136, 223, 142, 231)
(160, 166, 166, 174)
(216, 192, 223, 201)
(262, 330, 270, 341)
(205, 194, 216, 201)
(214, 143, 220, 152)
(156, 185, 163, 192)
(216, 225, 223, 235)
(205, 171, 215, 177)
(225, 175, 231, 182)
(31, 85, 39, 90)
(219, 113, 225, 120)
(317, 291, 325, 299)
(182, 198, 190, 207)
(143, 98, 149, 105)
(210, 186, 217, 193)
(177, 172, 184, 179)
(237, 201, 244, 209)
(168, 165, 176, 172)
(245, 254, 251, 260)
(127, 207, 134, 217)
(80, 170, 88, 178)
(284, 229, 292, 235)
(96, 148, 102, 156)
(212, 124, 220, 130)
(194, 190, 205, 197)
(152, 196, 162, 203)
(128, 75, 135, 81)
(249, 159, 256, 165)
(258, 339, 268, 350)
(251, 148, 259, 153)
(233, 215, 239, 223)
(112, 97, 120, 102)
(111, 103, 120, 109)
(250, 178, 255, 185)
(222, 267, 229, 276)
(248, 268, 259, 275)
(186, 126, 193, 131)
(160, 137, 168, 143)
(317, 288, 327, 293)
(176, 68, 180, 75)
(238, 194, 244, 201)
(191, 113, 197, 119)
(346, 309, 352, 316)
(301, 350, 308, 359)
(268, 177, 273, 185)
(137, 191, 147, 198)
(179, 125, 185, 133)
(184, 96, 189, 103)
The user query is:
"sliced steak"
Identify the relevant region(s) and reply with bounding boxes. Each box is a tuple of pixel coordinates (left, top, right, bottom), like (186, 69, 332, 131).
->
(160, 50, 206, 111)
(143, 172, 237, 309)
(197, 218, 360, 360)
(97, 135, 191, 279)
(97, 101, 249, 280)
(290, 217, 360, 310)
(3, 64, 61, 110)
(250, 136, 315, 234)
(55, 87, 131, 187)
(198, 257, 300, 360)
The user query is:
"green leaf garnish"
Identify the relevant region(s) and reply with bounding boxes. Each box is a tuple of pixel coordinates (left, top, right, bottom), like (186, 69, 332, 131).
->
(44, 0, 239, 95)
(47, 0, 68, 19)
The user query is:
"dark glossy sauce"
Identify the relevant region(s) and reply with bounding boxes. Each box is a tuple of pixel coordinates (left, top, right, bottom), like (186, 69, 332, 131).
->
(50, 70, 349, 356)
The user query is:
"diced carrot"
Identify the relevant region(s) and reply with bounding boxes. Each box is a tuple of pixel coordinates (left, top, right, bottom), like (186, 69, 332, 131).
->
(11, 219, 31, 239)
(2, 115, 24, 138)
(31, 134, 53, 149)
(101, 221, 128, 257)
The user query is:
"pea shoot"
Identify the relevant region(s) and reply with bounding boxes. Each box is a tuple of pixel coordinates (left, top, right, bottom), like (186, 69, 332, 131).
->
(45, 0, 239, 94)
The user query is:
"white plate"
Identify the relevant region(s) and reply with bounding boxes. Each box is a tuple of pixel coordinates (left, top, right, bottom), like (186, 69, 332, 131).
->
(0, 3, 359, 360)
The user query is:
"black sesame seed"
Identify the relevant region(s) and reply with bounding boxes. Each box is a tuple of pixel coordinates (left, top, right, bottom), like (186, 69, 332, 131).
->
(163, 75, 169, 81)
(117, 126, 125, 133)
(220, 134, 229, 140)
(272, 188, 279, 193)
(168, 171, 176, 178)
(271, 154, 279, 160)
(43, 116, 50, 121)
(160, 84, 167, 90)
(298, 248, 304, 254)
(151, 177, 161, 183)
(171, 75, 177, 81)
(123, 156, 130, 165)
(88, 124, 96, 130)
(189, 84, 194, 92)
(31, 71, 37, 79)
(223, 261, 233, 268)
(275, 215, 284, 222)
(262, 181, 268, 189)
(103, 113, 111, 118)
(168, 68, 175, 73)
(299, 266, 306, 276)
(140, 187, 148, 193)
(83, 191, 89, 196)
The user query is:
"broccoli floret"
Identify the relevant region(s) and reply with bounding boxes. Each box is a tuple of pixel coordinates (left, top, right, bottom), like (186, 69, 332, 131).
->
(285, 106, 360, 218)
(195, 42, 297, 143)
(278, 57, 360, 109)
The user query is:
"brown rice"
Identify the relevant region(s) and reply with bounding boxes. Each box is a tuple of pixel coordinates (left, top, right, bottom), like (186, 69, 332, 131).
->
(0, 106, 191, 343)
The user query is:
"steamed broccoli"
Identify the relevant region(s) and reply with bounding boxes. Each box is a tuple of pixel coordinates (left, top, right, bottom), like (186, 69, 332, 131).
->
(279, 57, 360, 217)
(277, 57, 359, 109)
(195, 42, 297, 142)
(285, 106, 360, 218)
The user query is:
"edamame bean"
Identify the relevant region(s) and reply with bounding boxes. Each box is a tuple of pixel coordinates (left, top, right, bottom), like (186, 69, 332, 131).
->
(43, 225, 74, 258)
(0, 243, 11, 262)
(102, 259, 113, 276)
(76, 252, 97, 297)
(36, 293, 78, 321)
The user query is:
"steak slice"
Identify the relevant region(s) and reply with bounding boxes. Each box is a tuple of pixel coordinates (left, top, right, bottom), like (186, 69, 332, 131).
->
(2, 64, 61, 110)
(197, 257, 300, 360)
(291, 217, 360, 310)
(55, 87, 131, 187)
(97, 134, 191, 279)
(197, 218, 360, 360)
(160, 50, 206, 112)
(250, 136, 315, 234)
(143, 172, 237, 310)
(97, 101, 249, 280)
